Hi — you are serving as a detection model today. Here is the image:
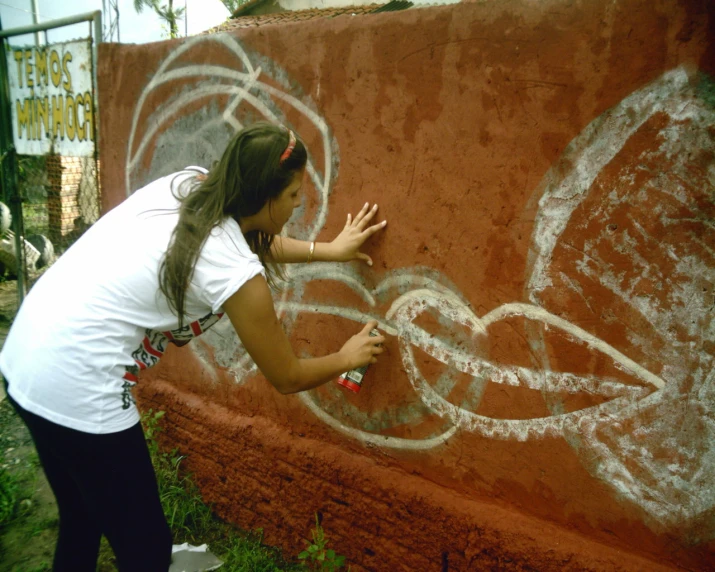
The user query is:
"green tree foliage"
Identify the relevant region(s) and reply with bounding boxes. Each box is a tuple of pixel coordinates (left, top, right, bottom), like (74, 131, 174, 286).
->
(220, 0, 249, 15)
(133, 0, 186, 39)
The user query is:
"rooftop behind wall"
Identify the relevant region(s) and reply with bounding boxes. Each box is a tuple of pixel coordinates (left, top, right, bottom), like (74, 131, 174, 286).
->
(98, 0, 714, 569)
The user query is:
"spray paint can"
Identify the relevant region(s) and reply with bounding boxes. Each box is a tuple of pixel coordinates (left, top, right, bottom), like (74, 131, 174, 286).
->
(337, 328, 381, 393)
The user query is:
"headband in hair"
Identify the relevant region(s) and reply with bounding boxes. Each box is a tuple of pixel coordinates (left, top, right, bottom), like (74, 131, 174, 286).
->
(280, 130, 297, 164)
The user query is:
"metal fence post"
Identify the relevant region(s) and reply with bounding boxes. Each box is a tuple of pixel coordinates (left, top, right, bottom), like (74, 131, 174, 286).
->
(0, 16, 27, 303)
(0, 10, 103, 306)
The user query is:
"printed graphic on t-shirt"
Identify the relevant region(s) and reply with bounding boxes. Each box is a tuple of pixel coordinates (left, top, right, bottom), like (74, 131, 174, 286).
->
(121, 312, 224, 409)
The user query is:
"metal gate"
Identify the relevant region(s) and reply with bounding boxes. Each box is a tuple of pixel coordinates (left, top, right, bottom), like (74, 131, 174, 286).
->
(0, 11, 102, 305)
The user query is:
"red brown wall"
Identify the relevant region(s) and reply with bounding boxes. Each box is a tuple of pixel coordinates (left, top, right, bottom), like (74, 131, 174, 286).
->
(98, 1, 715, 570)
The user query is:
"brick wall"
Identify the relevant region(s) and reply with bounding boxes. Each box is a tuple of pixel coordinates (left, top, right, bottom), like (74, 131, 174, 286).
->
(45, 155, 99, 247)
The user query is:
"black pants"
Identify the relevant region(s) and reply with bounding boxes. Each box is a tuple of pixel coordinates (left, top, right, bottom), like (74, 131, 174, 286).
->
(5, 381, 172, 572)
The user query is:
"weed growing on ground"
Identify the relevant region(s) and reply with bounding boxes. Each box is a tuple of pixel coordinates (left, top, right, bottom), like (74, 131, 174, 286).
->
(298, 514, 349, 571)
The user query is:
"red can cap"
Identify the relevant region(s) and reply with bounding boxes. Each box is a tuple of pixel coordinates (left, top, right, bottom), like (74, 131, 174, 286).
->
(337, 376, 362, 393)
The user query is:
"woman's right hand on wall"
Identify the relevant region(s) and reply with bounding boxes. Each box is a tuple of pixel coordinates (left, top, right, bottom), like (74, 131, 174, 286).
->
(339, 320, 385, 370)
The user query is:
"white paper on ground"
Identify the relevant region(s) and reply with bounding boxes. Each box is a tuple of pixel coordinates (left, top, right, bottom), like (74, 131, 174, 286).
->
(169, 543, 223, 572)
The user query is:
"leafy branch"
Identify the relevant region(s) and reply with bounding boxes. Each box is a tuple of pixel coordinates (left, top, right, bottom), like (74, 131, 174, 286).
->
(133, 0, 186, 39)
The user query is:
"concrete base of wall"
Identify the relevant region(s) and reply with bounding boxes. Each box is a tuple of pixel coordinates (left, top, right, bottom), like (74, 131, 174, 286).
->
(138, 378, 680, 572)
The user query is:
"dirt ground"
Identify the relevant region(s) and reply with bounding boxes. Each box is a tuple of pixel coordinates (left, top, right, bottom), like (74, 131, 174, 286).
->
(0, 280, 61, 572)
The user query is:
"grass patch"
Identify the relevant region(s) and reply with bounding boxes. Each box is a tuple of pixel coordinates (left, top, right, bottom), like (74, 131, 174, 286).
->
(0, 454, 18, 527)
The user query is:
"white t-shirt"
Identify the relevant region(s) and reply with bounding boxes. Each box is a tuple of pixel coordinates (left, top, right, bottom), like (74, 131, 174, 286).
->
(0, 168, 265, 434)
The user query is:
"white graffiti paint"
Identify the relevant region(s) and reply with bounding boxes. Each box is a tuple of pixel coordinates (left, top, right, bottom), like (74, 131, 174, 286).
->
(128, 38, 713, 536)
(389, 294, 663, 441)
(198, 271, 667, 442)
(300, 390, 459, 451)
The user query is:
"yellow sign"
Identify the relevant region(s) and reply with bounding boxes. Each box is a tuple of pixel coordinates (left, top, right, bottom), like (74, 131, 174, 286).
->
(7, 40, 94, 156)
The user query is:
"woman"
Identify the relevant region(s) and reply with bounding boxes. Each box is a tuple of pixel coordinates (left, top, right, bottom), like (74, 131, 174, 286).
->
(0, 122, 386, 571)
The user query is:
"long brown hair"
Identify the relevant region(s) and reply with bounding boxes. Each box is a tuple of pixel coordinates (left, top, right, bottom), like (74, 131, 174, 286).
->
(159, 122, 307, 327)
